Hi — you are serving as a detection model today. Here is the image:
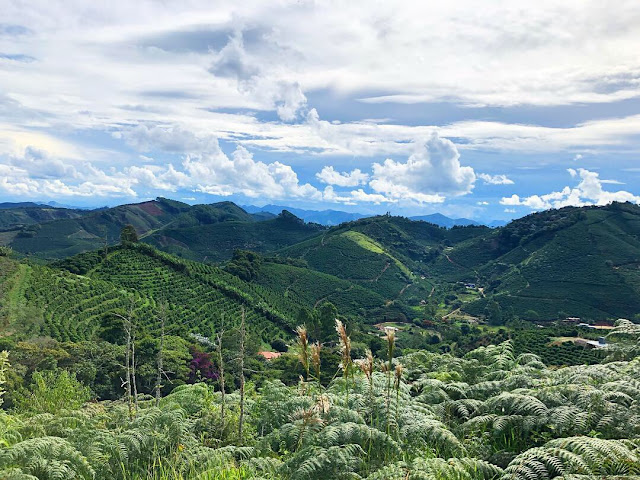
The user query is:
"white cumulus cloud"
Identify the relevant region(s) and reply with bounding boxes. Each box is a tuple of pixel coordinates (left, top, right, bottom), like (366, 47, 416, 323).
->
(316, 166, 369, 187)
(478, 173, 514, 185)
(500, 168, 640, 210)
(368, 133, 475, 203)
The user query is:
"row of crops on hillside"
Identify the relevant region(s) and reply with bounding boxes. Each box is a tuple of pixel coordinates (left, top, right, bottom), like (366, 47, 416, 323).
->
(90, 248, 294, 339)
(256, 262, 385, 318)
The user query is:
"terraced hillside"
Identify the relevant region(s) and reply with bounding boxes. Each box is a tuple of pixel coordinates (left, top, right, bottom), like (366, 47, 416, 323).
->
(430, 202, 640, 320)
(279, 215, 487, 301)
(0, 244, 301, 345)
(255, 261, 387, 318)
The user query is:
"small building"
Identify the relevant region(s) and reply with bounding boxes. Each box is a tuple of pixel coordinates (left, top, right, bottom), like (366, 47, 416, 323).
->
(575, 338, 606, 349)
(465, 283, 476, 289)
(258, 351, 282, 361)
(578, 322, 596, 329)
(563, 317, 581, 324)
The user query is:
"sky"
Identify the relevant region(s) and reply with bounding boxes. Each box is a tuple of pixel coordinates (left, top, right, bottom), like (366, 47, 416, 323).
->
(1, 1, 640, 221)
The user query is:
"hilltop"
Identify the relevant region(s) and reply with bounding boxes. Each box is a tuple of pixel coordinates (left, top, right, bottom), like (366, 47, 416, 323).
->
(0, 198, 295, 260)
(144, 209, 324, 262)
(0, 204, 88, 230)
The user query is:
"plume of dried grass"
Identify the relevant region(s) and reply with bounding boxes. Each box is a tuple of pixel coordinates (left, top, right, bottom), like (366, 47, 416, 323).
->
(310, 342, 322, 381)
(335, 319, 351, 369)
(356, 349, 374, 383)
(394, 363, 403, 390)
(296, 325, 310, 380)
(335, 318, 352, 405)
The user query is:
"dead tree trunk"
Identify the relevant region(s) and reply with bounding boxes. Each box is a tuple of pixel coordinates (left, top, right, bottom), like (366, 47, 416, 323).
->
(238, 308, 246, 443)
(216, 314, 226, 424)
(115, 303, 136, 420)
(155, 304, 166, 407)
(124, 316, 132, 420)
(131, 325, 138, 413)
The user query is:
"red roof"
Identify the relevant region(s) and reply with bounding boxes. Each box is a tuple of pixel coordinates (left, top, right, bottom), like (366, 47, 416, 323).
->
(258, 351, 282, 360)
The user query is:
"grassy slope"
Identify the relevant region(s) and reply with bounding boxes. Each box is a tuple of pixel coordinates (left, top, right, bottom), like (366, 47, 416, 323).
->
(278, 216, 486, 302)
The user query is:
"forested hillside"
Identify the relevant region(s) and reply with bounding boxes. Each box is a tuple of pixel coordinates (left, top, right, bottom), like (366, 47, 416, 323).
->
(0, 198, 289, 260)
(144, 210, 324, 262)
(431, 202, 640, 320)
(5, 199, 640, 321)
(0, 204, 88, 229)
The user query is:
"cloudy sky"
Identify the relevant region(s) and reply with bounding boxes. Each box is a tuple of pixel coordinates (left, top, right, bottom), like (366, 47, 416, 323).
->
(2, 1, 640, 221)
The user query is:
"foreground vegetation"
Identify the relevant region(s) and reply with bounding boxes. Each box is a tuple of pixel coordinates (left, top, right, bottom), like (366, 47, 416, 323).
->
(1, 319, 639, 479)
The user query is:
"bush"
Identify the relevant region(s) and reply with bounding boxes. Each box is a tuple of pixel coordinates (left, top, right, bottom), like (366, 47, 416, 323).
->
(15, 370, 92, 414)
(271, 338, 288, 352)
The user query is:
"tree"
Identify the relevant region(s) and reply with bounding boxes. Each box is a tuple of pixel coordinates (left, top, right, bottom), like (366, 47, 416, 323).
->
(155, 303, 167, 406)
(423, 299, 438, 320)
(120, 224, 138, 244)
(114, 300, 138, 419)
(216, 316, 227, 425)
(298, 307, 317, 339)
(485, 299, 504, 326)
(316, 302, 338, 342)
(238, 308, 246, 443)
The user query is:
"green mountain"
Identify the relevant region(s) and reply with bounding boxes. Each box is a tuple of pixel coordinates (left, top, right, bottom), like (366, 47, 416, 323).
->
(428, 202, 640, 320)
(0, 243, 300, 344)
(278, 215, 488, 300)
(3, 197, 640, 322)
(0, 205, 88, 229)
(144, 210, 325, 262)
(0, 198, 302, 260)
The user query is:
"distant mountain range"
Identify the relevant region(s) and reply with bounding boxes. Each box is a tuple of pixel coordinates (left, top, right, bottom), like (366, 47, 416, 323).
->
(243, 204, 504, 228)
(242, 204, 367, 225)
(0, 199, 506, 228)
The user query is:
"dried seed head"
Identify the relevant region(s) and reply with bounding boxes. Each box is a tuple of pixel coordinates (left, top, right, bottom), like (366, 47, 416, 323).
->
(394, 363, 404, 389)
(356, 349, 375, 381)
(296, 325, 309, 372)
(384, 328, 395, 346)
(296, 325, 308, 347)
(310, 342, 322, 375)
(378, 360, 389, 373)
(315, 394, 331, 415)
(335, 318, 351, 367)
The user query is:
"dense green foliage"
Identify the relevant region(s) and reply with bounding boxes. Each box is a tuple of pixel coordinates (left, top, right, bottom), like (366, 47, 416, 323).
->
(1, 329, 639, 479)
(1, 199, 291, 260)
(430, 203, 640, 319)
(4, 198, 640, 322)
(144, 210, 324, 262)
(0, 245, 299, 345)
